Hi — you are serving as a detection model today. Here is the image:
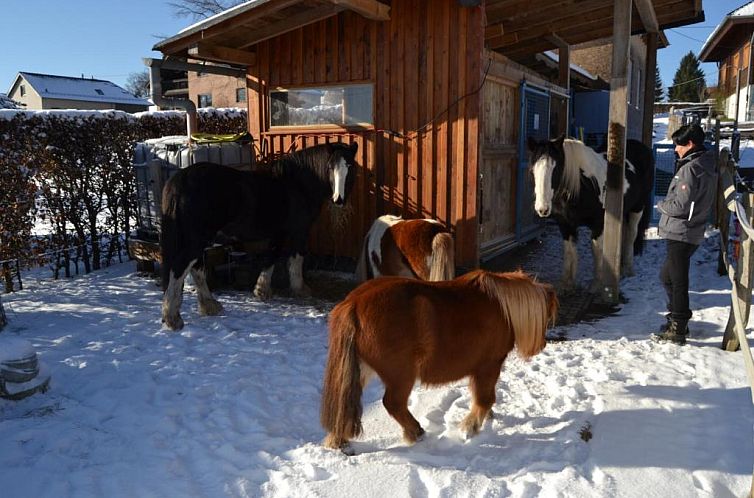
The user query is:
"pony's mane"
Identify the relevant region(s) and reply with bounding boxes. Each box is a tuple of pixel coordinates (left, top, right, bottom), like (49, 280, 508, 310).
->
(273, 143, 340, 185)
(561, 139, 607, 200)
(470, 270, 552, 359)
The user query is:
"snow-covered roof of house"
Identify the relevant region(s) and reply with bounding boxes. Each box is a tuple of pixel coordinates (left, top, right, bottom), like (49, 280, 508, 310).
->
(700, 1, 754, 62)
(9, 72, 150, 106)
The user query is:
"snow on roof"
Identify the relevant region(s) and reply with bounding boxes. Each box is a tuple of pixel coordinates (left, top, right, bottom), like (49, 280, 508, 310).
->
(702, 1, 754, 56)
(730, 1, 754, 17)
(13, 72, 149, 106)
(178, 0, 261, 34)
(542, 51, 597, 81)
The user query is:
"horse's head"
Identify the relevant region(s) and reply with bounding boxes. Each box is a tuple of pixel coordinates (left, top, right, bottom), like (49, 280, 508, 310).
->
(527, 134, 566, 217)
(327, 142, 358, 207)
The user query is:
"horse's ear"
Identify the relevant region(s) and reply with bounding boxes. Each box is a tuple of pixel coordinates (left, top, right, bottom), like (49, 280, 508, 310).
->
(526, 136, 538, 152)
(349, 142, 358, 155)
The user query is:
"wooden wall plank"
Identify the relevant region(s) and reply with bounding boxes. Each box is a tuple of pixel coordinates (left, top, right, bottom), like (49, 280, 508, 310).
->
(420, 0, 435, 219)
(434, 0, 450, 224)
(406, 0, 420, 218)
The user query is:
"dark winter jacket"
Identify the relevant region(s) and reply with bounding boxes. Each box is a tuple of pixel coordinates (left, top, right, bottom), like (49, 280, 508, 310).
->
(658, 147, 717, 245)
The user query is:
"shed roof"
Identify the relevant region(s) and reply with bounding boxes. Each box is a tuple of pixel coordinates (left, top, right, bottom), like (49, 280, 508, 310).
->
(154, 0, 703, 65)
(9, 72, 150, 106)
(700, 1, 754, 62)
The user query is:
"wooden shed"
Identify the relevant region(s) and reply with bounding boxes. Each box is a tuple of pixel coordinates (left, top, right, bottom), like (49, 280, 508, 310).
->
(154, 0, 704, 270)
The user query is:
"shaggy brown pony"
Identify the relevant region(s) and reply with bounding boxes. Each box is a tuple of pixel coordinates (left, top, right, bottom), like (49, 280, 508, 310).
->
(355, 215, 454, 282)
(320, 270, 558, 454)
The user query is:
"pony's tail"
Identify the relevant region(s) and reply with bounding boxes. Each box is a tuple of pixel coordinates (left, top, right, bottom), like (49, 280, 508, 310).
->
(321, 302, 363, 449)
(634, 144, 655, 255)
(160, 180, 180, 291)
(479, 272, 557, 359)
(429, 232, 455, 281)
(354, 232, 370, 282)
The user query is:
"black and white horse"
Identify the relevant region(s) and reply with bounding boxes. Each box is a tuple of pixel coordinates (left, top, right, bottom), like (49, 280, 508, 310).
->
(527, 135, 654, 291)
(160, 142, 358, 330)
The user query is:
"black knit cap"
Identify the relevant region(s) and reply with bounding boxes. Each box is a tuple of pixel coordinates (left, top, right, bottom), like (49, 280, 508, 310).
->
(671, 124, 705, 146)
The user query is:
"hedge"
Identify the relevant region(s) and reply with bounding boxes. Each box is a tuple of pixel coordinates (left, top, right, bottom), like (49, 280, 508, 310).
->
(0, 108, 248, 291)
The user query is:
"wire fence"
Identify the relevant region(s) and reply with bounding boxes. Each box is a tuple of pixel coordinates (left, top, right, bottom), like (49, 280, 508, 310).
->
(0, 233, 130, 293)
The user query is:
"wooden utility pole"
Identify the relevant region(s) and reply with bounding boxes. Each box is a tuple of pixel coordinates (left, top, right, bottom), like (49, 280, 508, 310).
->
(641, 33, 658, 148)
(601, 0, 632, 304)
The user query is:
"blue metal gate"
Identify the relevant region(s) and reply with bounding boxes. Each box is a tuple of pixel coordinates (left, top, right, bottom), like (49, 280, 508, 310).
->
(652, 143, 676, 223)
(516, 83, 551, 242)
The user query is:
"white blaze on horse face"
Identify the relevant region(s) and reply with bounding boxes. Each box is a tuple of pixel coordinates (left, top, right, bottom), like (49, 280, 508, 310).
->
(532, 156, 556, 217)
(331, 157, 349, 205)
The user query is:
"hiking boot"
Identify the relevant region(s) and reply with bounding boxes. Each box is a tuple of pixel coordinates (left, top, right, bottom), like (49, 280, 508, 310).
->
(657, 313, 689, 335)
(653, 319, 688, 345)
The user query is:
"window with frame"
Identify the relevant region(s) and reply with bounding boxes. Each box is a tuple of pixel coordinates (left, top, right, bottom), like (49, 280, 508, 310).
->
(95, 89, 104, 95)
(269, 83, 373, 127)
(236, 87, 247, 103)
(20, 85, 25, 97)
(198, 93, 213, 108)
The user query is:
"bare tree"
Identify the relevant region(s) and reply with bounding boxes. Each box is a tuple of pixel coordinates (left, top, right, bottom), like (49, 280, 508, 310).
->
(125, 71, 151, 99)
(168, 0, 244, 19)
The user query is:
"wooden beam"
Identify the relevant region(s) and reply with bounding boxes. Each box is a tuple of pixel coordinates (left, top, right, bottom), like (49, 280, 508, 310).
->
(485, 22, 505, 40)
(323, 0, 390, 20)
(238, 5, 342, 49)
(634, 0, 659, 33)
(157, 0, 301, 55)
(641, 32, 658, 147)
(552, 34, 570, 136)
(601, 0, 631, 304)
(188, 42, 256, 65)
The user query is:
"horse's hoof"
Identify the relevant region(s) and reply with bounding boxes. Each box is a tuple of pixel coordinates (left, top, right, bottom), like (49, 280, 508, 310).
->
(199, 299, 224, 316)
(162, 314, 184, 331)
(459, 416, 482, 438)
(403, 426, 425, 444)
(291, 284, 312, 298)
(253, 286, 272, 300)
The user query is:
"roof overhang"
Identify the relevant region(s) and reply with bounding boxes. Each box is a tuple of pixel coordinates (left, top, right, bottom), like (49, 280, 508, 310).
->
(700, 16, 754, 62)
(154, 0, 390, 64)
(486, 0, 704, 60)
(154, 0, 699, 68)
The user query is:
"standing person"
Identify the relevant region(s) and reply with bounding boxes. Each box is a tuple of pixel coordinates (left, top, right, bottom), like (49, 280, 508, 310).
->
(654, 124, 717, 345)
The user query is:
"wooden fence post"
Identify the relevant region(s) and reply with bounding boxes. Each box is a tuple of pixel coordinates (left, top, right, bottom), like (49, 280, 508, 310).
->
(723, 192, 754, 351)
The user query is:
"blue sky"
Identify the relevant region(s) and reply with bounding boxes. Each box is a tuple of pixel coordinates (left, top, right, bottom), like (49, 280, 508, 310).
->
(0, 1, 748, 96)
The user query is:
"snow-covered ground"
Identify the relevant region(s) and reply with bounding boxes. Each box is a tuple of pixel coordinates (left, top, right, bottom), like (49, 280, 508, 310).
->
(0, 224, 752, 497)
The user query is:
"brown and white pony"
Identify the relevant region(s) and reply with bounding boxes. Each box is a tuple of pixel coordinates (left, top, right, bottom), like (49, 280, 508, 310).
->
(355, 215, 455, 282)
(320, 270, 558, 454)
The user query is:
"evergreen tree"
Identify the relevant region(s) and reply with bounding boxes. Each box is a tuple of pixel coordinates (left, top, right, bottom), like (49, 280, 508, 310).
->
(654, 65, 664, 102)
(668, 51, 706, 102)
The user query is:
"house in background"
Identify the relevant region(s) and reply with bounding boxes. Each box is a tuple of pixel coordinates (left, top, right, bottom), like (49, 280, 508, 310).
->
(189, 68, 246, 108)
(6, 72, 149, 112)
(700, 1, 754, 122)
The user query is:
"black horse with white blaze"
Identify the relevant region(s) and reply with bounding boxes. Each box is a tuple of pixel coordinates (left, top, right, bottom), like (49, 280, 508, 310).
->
(527, 135, 654, 291)
(160, 142, 358, 330)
